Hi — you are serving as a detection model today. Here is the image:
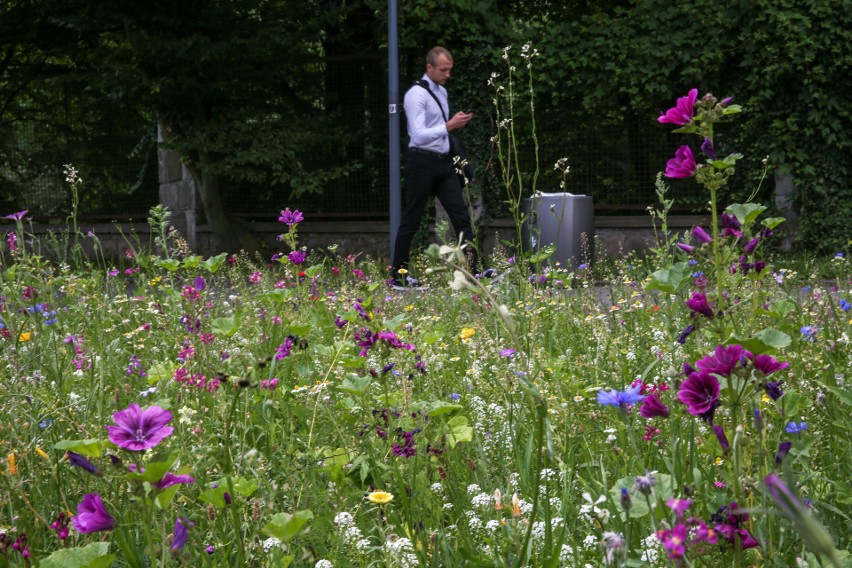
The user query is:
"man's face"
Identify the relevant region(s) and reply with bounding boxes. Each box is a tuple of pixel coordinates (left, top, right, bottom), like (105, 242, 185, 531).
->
(426, 54, 453, 86)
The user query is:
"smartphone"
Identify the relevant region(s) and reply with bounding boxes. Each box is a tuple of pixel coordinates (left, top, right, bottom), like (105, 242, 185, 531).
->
(464, 109, 473, 114)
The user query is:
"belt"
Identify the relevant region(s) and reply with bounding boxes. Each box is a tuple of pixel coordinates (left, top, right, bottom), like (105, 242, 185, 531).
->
(408, 147, 449, 158)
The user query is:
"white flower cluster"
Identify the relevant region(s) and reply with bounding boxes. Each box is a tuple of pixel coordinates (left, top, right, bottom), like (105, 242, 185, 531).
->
(384, 537, 417, 568)
(261, 537, 281, 552)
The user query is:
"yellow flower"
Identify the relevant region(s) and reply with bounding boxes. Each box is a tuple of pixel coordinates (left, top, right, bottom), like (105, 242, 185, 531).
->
(7, 452, 16, 475)
(459, 327, 475, 340)
(404, 304, 414, 312)
(35, 447, 49, 460)
(397, 268, 408, 275)
(367, 491, 394, 505)
(761, 393, 772, 404)
(18, 332, 31, 342)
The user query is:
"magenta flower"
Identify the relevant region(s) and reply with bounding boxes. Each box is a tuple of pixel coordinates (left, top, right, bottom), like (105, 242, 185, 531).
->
(695, 344, 746, 378)
(72, 493, 116, 534)
(4, 210, 28, 221)
(720, 213, 742, 238)
(686, 291, 715, 318)
(749, 353, 789, 377)
(666, 497, 692, 520)
(499, 348, 516, 358)
(677, 371, 720, 418)
(712, 425, 730, 453)
(676, 242, 696, 253)
(67, 451, 101, 476)
(639, 393, 670, 418)
(664, 145, 697, 178)
(288, 250, 306, 265)
(156, 472, 196, 490)
(657, 524, 689, 560)
(658, 89, 698, 125)
(691, 226, 712, 244)
(106, 403, 174, 451)
(278, 208, 304, 226)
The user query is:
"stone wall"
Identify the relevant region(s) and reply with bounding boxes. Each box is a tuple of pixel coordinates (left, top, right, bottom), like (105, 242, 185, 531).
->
(21, 215, 708, 264)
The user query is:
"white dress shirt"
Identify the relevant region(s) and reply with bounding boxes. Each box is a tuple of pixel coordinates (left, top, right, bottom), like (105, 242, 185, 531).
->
(404, 74, 450, 154)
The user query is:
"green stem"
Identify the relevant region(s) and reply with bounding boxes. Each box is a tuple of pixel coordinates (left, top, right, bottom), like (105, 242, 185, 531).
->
(709, 187, 725, 309)
(222, 389, 247, 565)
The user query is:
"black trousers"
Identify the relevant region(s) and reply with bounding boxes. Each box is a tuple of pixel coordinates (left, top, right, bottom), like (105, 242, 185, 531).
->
(391, 149, 478, 273)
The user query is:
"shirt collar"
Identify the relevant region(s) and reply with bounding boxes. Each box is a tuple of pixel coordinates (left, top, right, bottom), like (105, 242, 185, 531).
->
(422, 74, 442, 93)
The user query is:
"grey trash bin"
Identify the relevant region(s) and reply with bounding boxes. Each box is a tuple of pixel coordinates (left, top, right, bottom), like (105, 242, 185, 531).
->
(522, 192, 594, 268)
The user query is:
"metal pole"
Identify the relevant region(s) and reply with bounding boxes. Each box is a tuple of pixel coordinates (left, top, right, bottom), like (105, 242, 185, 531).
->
(388, 0, 400, 264)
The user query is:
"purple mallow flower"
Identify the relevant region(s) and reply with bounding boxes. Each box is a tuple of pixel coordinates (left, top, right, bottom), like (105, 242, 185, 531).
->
(4, 210, 28, 221)
(712, 425, 730, 453)
(288, 250, 306, 265)
(665, 145, 697, 179)
(106, 403, 174, 452)
(658, 89, 698, 126)
(278, 208, 304, 226)
(499, 348, 516, 358)
(686, 291, 715, 318)
(749, 353, 789, 377)
(597, 384, 645, 410)
(763, 381, 784, 400)
(720, 213, 742, 238)
(156, 472, 196, 490)
(695, 344, 746, 378)
(172, 517, 193, 552)
(776, 441, 793, 464)
(72, 493, 116, 534)
(639, 393, 670, 418)
(692, 226, 712, 244)
(677, 371, 720, 419)
(700, 137, 716, 160)
(67, 451, 101, 476)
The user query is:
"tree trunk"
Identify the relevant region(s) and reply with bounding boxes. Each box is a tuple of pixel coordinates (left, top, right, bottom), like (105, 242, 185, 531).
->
(193, 152, 260, 254)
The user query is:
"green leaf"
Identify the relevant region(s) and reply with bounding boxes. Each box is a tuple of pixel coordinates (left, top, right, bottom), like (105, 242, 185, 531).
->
(233, 477, 259, 497)
(303, 264, 322, 277)
(447, 415, 473, 448)
(727, 328, 791, 354)
(411, 400, 463, 417)
(263, 288, 293, 303)
(200, 252, 228, 273)
(337, 375, 371, 395)
(146, 362, 172, 383)
(127, 458, 176, 483)
(154, 258, 181, 272)
(180, 255, 202, 268)
(726, 202, 766, 226)
(644, 262, 687, 294)
(287, 323, 311, 337)
(262, 510, 314, 543)
(768, 300, 797, 318)
(826, 386, 852, 407)
(40, 542, 115, 568)
(384, 313, 406, 331)
(211, 315, 241, 338)
(53, 439, 110, 458)
(761, 216, 786, 229)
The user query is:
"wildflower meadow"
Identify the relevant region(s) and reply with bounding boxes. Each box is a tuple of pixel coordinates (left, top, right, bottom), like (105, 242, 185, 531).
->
(2, 75, 851, 566)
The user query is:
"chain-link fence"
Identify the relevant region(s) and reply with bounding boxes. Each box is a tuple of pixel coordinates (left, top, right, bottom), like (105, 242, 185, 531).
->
(3, 56, 704, 221)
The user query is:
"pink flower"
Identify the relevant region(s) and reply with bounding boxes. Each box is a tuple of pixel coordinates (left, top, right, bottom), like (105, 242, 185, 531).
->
(677, 371, 720, 418)
(658, 89, 698, 125)
(665, 145, 697, 178)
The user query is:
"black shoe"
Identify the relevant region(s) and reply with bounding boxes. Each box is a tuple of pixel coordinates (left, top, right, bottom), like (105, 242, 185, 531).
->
(391, 276, 425, 291)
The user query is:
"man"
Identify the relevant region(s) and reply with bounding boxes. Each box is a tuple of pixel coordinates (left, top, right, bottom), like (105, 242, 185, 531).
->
(391, 46, 487, 290)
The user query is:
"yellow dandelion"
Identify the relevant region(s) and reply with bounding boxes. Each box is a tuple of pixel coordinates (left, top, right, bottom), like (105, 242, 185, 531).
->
(459, 327, 475, 340)
(18, 332, 31, 342)
(404, 304, 414, 312)
(35, 447, 49, 460)
(7, 452, 16, 475)
(367, 491, 394, 505)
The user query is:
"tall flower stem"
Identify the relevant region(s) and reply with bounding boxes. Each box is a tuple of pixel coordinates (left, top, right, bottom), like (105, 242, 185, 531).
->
(709, 187, 725, 309)
(222, 388, 247, 565)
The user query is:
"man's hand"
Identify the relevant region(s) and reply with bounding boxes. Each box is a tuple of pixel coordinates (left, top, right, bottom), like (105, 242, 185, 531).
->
(446, 111, 472, 132)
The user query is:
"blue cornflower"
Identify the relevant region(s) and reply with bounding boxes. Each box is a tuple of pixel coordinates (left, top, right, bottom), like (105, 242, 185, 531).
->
(449, 393, 461, 402)
(840, 299, 850, 312)
(785, 421, 807, 434)
(688, 259, 698, 266)
(692, 271, 703, 278)
(835, 252, 845, 258)
(597, 384, 645, 410)
(800, 326, 818, 341)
